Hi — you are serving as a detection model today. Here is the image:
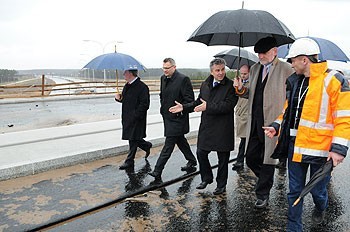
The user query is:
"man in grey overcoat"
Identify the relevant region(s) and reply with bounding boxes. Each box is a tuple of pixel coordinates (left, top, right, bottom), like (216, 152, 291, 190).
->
(232, 64, 250, 170)
(235, 37, 294, 208)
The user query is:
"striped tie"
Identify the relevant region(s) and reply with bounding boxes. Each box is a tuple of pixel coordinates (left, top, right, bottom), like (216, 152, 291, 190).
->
(262, 65, 268, 82)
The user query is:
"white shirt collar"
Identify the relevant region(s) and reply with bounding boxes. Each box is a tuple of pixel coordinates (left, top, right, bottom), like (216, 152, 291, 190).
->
(128, 76, 138, 84)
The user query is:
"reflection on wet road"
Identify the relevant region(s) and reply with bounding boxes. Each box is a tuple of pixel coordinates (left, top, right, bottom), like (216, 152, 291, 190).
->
(0, 141, 349, 231)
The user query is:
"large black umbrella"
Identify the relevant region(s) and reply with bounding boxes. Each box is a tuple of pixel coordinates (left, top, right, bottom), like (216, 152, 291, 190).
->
(292, 159, 333, 207)
(214, 47, 259, 69)
(187, 9, 295, 72)
(278, 36, 350, 62)
(188, 9, 295, 47)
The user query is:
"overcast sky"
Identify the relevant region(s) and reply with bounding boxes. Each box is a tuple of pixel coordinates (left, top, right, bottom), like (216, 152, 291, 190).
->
(1, 0, 350, 70)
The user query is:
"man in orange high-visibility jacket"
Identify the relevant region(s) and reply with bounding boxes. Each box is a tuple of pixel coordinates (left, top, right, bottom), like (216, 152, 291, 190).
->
(263, 38, 350, 231)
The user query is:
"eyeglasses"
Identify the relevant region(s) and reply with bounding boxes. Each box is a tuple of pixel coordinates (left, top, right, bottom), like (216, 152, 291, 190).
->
(162, 65, 174, 70)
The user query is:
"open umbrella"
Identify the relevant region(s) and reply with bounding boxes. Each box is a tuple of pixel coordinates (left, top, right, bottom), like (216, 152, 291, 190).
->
(214, 47, 259, 69)
(278, 36, 350, 62)
(83, 51, 146, 92)
(292, 159, 333, 207)
(187, 8, 295, 71)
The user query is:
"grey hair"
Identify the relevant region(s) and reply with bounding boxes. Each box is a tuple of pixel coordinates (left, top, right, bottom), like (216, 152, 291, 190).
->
(210, 58, 226, 70)
(163, 57, 176, 66)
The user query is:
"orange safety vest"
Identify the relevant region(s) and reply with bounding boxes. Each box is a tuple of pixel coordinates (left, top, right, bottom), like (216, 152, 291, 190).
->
(277, 62, 350, 162)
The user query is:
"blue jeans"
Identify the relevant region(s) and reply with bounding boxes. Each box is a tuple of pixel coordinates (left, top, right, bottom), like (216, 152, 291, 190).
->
(287, 139, 331, 232)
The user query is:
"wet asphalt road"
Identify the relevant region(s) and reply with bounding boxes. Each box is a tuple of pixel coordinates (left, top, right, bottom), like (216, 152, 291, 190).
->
(1, 140, 350, 232)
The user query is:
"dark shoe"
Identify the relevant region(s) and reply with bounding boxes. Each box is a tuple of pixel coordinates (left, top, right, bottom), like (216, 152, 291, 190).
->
(232, 162, 244, 170)
(276, 161, 286, 170)
(196, 181, 213, 189)
(213, 187, 226, 195)
(181, 162, 197, 171)
(119, 162, 134, 170)
(255, 198, 269, 209)
(145, 142, 152, 159)
(148, 170, 161, 179)
(149, 179, 163, 185)
(312, 209, 325, 224)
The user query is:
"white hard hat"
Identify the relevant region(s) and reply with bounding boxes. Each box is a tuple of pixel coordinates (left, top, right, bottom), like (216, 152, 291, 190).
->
(286, 37, 320, 59)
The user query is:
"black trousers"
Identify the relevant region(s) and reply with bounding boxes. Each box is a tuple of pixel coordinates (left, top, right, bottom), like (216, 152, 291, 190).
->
(246, 132, 275, 200)
(154, 135, 196, 173)
(197, 148, 230, 188)
(124, 139, 152, 164)
(236, 137, 246, 164)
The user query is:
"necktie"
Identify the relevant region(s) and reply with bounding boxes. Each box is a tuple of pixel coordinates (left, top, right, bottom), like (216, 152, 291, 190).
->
(262, 65, 269, 82)
(213, 81, 219, 88)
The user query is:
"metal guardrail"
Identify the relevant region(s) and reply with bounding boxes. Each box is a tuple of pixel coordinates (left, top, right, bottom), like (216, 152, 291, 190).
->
(0, 76, 203, 99)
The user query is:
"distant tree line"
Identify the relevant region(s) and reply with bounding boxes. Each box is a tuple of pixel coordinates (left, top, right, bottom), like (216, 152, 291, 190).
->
(0, 69, 18, 84)
(15, 67, 239, 82)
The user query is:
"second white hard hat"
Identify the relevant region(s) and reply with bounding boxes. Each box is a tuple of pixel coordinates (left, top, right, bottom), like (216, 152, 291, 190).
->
(286, 37, 320, 59)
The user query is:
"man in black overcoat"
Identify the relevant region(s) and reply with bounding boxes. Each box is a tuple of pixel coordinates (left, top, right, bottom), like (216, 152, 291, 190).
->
(169, 58, 238, 195)
(149, 58, 197, 179)
(115, 69, 152, 170)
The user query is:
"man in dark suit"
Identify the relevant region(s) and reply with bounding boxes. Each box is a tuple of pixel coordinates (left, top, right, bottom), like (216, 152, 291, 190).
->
(169, 58, 238, 195)
(149, 58, 197, 179)
(115, 68, 152, 170)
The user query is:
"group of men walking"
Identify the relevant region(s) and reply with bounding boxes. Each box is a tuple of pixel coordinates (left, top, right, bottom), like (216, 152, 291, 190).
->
(115, 37, 350, 231)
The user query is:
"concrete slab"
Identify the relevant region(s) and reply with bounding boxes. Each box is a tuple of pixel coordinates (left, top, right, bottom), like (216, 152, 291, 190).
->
(0, 113, 201, 180)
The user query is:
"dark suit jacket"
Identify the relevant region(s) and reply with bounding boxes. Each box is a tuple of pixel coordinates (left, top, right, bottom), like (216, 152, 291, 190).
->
(159, 70, 194, 136)
(116, 78, 150, 140)
(185, 75, 238, 152)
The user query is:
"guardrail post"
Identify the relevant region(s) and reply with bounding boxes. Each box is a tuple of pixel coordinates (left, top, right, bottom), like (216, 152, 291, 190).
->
(41, 74, 45, 96)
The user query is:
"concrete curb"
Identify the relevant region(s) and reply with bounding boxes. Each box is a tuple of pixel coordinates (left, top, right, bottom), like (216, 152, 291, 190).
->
(0, 131, 198, 181)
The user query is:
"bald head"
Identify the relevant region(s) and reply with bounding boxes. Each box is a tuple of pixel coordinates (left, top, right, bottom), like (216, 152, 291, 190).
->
(239, 65, 249, 81)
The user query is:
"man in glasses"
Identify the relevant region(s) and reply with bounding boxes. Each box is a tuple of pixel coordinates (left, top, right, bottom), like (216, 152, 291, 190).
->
(149, 58, 197, 179)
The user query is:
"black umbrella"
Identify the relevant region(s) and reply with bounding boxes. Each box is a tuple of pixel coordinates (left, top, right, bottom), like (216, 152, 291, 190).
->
(187, 8, 295, 73)
(292, 159, 333, 207)
(214, 47, 259, 69)
(188, 9, 295, 47)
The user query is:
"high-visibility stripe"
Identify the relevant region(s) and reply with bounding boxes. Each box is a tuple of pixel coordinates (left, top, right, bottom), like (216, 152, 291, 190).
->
(333, 137, 350, 146)
(294, 146, 329, 157)
(319, 71, 336, 124)
(324, 70, 337, 86)
(299, 119, 334, 130)
(335, 110, 350, 117)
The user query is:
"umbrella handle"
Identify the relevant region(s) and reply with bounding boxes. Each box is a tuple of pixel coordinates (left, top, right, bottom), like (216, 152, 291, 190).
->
(116, 70, 120, 93)
(292, 197, 301, 207)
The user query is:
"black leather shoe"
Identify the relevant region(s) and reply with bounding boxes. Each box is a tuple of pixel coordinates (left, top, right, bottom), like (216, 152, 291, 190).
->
(232, 162, 244, 171)
(119, 162, 134, 170)
(148, 170, 161, 179)
(145, 142, 152, 159)
(312, 209, 325, 224)
(181, 162, 197, 171)
(275, 161, 286, 170)
(196, 181, 213, 189)
(213, 187, 226, 195)
(255, 198, 269, 209)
